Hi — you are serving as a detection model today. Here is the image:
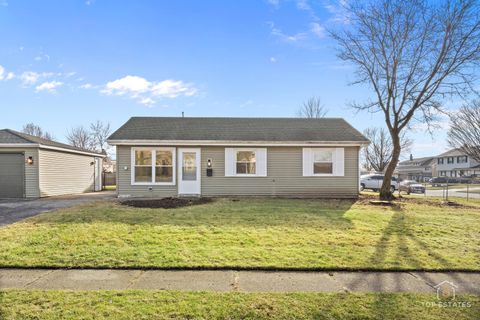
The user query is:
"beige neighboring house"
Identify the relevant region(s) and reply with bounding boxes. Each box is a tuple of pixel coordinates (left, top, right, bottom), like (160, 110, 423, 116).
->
(108, 117, 369, 198)
(0, 129, 105, 198)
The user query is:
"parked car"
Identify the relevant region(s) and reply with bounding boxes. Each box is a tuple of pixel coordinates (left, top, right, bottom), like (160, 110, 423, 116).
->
(429, 177, 461, 186)
(360, 174, 398, 192)
(399, 180, 426, 194)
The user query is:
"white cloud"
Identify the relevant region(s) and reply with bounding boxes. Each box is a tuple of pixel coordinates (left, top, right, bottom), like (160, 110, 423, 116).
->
(5, 72, 14, 80)
(270, 57, 277, 63)
(101, 75, 197, 106)
(310, 22, 326, 38)
(20, 71, 40, 85)
(80, 83, 95, 89)
(35, 81, 63, 93)
(0, 65, 4, 80)
(103, 75, 151, 96)
(269, 22, 308, 42)
(139, 97, 155, 107)
(151, 80, 197, 98)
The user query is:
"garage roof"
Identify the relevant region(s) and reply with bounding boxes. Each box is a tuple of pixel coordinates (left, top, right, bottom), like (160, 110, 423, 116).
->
(0, 129, 105, 157)
(108, 117, 369, 145)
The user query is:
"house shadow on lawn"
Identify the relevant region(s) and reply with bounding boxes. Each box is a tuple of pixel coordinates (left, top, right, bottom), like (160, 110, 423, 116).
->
(28, 198, 357, 229)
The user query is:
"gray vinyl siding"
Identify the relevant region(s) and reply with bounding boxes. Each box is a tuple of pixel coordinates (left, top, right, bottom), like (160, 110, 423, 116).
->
(116, 145, 177, 198)
(202, 146, 359, 198)
(116, 145, 360, 198)
(38, 148, 96, 197)
(0, 147, 39, 198)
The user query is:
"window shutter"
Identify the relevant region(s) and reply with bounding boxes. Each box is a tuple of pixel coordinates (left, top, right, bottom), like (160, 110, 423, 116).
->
(334, 148, 345, 176)
(256, 148, 267, 176)
(302, 148, 313, 176)
(225, 148, 236, 176)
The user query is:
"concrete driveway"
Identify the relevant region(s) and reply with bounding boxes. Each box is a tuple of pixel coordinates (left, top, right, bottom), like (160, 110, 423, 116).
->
(0, 191, 115, 226)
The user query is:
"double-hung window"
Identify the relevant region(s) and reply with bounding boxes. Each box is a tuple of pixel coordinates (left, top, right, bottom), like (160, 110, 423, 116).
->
(447, 157, 454, 164)
(132, 148, 175, 185)
(303, 148, 344, 176)
(236, 151, 256, 175)
(225, 148, 267, 177)
(313, 149, 333, 174)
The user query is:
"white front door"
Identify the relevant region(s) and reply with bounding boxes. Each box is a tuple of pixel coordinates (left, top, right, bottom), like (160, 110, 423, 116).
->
(178, 148, 201, 195)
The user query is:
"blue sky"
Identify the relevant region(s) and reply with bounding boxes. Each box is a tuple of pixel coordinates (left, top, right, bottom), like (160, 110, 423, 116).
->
(0, 0, 456, 157)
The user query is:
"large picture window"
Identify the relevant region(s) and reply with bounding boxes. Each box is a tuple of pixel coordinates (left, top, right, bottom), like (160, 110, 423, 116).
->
(132, 148, 175, 185)
(236, 151, 256, 175)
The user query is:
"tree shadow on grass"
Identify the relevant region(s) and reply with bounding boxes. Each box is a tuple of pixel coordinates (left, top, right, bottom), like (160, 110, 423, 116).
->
(28, 198, 357, 229)
(348, 207, 473, 319)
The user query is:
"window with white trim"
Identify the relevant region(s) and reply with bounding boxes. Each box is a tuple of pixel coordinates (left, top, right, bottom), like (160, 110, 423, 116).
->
(236, 151, 256, 175)
(302, 148, 344, 177)
(313, 149, 333, 174)
(224, 148, 267, 177)
(132, 148, 175, 185)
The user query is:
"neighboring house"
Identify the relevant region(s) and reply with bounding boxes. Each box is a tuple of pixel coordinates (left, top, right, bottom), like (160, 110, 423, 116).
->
(0, 129, 105, 198)
(107, 117, 369, 198)
(435, 148, 480, 178)
(396, 156, 435, 182)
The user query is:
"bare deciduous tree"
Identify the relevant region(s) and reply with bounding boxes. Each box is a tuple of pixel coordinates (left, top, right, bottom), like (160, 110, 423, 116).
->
(66, 126, 94, 150)
(330, 0, 480, 200)
(362, 128, 412, 173)
(22, 123, 55, 140)
(448, 100, 480, 162)
(297, 96, 328, 118)
(90, 120, 111, 153)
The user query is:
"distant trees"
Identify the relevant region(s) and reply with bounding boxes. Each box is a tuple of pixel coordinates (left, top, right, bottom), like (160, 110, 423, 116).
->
(22, 123, 55, 140)
(362, 128, 412, 173)
(66, 121, 112, 154)
(448, 100, 480, 162)
(297, 97, 328, 118)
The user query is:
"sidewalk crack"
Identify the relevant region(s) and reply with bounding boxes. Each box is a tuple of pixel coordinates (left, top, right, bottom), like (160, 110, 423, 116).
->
(24, 269, 58, 288)
(126, 270, 145, 289)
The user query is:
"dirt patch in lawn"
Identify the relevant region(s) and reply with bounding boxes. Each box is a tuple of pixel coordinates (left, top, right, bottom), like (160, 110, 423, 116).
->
(120, 197, 213, 209)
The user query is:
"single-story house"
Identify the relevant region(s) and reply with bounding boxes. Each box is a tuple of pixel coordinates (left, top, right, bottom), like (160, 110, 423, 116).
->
(108, 117, 369, 198)
(0, 129, 105, 198)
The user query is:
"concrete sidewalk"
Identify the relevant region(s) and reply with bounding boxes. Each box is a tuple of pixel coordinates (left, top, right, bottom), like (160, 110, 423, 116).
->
(1, 269, 479, 293)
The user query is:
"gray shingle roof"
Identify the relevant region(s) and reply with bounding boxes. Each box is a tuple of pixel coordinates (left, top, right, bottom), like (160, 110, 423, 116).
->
(0, 129, 104, 156)
(108, 117, 369, 143)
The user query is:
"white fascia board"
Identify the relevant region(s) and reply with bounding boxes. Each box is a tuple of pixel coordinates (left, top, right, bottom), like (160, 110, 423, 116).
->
(0, 143, 40, 148)
(39, 144, 106, 157)
(0, 143, 105, 157)
(107, 139, 368, 147)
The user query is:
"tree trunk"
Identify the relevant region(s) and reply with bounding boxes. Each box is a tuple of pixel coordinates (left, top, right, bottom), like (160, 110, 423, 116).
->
(379, 133, 401, 200)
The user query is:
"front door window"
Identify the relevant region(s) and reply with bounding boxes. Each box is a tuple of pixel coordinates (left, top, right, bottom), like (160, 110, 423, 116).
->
(182, 152, 197, 181)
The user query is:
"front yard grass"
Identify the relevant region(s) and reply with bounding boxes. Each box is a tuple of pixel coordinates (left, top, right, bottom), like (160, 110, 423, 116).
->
(0, 196, 479, 270)
(1, 290, 479, 320)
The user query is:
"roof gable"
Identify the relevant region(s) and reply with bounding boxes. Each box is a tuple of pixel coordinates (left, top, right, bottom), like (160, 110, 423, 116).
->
(0, 129, 104, 156)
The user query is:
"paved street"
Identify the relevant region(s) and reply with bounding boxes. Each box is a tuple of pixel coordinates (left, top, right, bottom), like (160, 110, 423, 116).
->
(1, 269, 479, 294)
(420, 187, 480, 199)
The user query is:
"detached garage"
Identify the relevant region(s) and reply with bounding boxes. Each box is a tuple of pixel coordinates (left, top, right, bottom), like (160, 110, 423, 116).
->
(0, 129, 105, 198)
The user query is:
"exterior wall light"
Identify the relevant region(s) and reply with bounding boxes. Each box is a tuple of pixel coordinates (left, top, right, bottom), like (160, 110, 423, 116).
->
(27, 156, 34, 165)
(206, 159, 213, 177)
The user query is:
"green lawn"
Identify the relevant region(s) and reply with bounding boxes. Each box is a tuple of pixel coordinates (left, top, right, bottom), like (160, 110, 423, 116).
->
(0, 197, 479, 270)
(1, 290, 478, 320)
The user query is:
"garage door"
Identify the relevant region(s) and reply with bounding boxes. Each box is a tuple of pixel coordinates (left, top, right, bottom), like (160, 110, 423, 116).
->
(0, 153, 24, 198)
